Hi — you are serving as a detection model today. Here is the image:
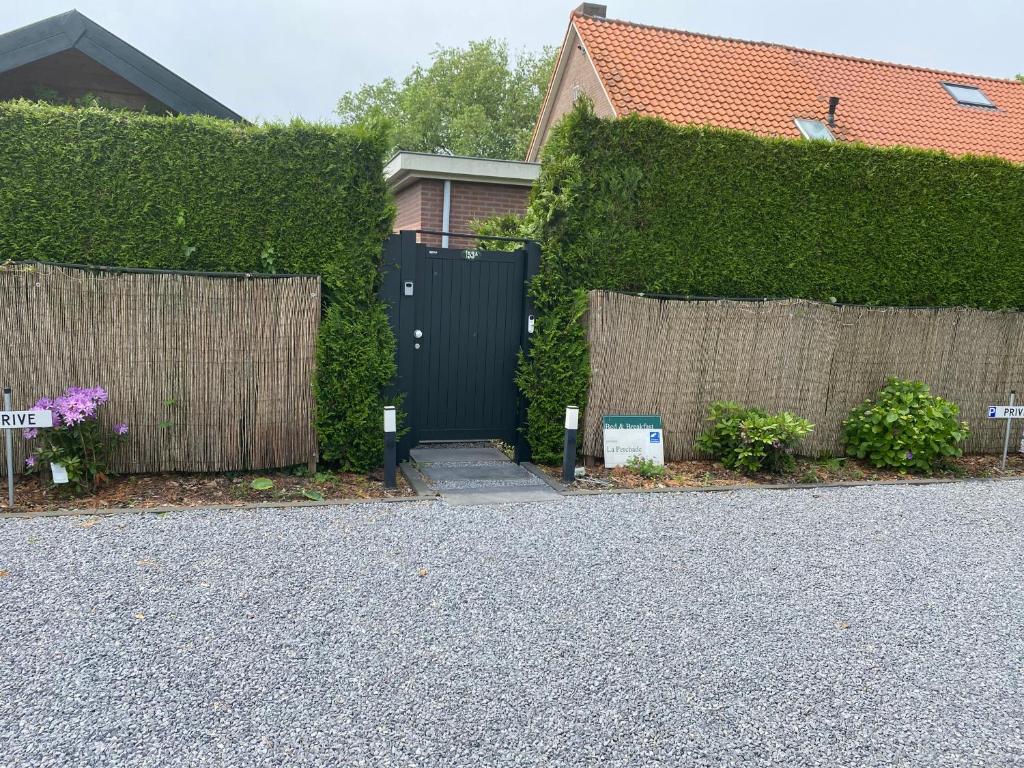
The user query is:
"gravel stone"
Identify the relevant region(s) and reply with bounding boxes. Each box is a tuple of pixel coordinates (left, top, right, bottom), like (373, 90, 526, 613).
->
(1, 481, 1022, 767)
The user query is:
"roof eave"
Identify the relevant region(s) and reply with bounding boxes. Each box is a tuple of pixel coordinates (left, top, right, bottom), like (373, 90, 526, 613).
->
(527, 18, 581, 162)
(384, 152, 540, 193)
(0, 10, 243, 121)
(526, 15, 619, 162)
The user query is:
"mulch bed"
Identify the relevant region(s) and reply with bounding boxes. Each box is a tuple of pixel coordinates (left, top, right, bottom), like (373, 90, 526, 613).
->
(0, 468, 415, 513)
(545, 454, 1024, 491)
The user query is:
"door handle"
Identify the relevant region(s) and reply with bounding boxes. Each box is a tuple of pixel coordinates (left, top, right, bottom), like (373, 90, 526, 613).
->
(414, 329, 423, 339)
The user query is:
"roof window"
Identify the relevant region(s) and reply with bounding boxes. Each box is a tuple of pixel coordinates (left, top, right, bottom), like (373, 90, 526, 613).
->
(794, 118, 835, 142)
(942, 82, 995, 108)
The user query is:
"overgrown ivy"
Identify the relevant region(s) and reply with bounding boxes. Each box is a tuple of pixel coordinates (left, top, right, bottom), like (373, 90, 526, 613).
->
(0, 100, 396, 471)
(520, 101, 1024, 463)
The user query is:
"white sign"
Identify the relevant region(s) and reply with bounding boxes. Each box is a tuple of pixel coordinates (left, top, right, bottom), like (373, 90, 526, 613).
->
(50, 462, 69, 485)
(602, 415, 664, 468)
(0, 409, 53, 429)
(987, 405, 1024, 419)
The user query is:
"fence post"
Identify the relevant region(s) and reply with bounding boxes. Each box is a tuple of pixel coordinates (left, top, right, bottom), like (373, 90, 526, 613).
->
(1002, 390, 1016, 470)
(4, 386, 13, 508)
(383, 406, 397, 489)
(562, 406, 579, 484)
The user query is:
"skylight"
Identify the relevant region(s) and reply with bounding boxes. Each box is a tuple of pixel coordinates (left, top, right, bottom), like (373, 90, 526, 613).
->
(794, 118, 835, 142)
(942, 82, 995, 108)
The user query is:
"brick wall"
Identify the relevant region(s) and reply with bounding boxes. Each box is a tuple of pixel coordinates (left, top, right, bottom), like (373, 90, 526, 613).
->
(448, 182, 530, 248)
(392, 178, 531, 248)
(0, 49, 169, 112)
(528, 27, 615, 160)
(419, 180, 445, 243)
(393, 184, 422, 232)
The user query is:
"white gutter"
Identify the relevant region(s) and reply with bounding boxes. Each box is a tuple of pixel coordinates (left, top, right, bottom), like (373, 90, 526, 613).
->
(441, 180, 451, 248)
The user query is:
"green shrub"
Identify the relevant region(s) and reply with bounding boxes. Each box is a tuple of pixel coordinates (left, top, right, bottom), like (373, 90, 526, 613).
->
(314, 303, 401, 471)
(696, 401, 814, 473)
(842, 378, 969, 472)
(0, 100, 395, 471)
(520, 100, 1024, 461)
(470, 212, 527, 251)
(624, 455, 666, 479)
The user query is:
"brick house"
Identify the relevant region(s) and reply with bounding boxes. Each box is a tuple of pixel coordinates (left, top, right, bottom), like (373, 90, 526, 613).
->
(0, 10, 240, 119)
(391, 3, 1024, 242)
(528, 4, 1024, 163)
(384, 152, 539, 248)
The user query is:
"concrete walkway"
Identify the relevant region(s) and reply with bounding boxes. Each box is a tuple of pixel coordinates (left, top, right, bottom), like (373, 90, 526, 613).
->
(410, 444, 561, 505)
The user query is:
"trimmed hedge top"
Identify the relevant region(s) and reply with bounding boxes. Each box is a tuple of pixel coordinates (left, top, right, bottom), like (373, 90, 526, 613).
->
(531, 101, 1024, 309)
(0, 101, 393, 297)
(520, 102, 1024, 462)
(0, 100, 396, 470)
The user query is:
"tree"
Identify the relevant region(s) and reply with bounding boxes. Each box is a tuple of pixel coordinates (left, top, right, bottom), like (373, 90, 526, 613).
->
(1017, 74, 1024, 82)
(336, 39, 555, 160)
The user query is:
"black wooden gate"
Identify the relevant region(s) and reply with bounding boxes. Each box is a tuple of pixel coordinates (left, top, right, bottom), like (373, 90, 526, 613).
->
(380, 231, 540, 460)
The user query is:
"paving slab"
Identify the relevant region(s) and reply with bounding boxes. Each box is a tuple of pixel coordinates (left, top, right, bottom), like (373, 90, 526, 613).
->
(410, 446, 508, 464)
(421, 463, 538, 483)
(410, 443, 562, 504)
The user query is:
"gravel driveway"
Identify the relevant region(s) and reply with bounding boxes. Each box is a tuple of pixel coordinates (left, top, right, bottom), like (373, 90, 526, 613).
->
(1, 482, 1022, 767)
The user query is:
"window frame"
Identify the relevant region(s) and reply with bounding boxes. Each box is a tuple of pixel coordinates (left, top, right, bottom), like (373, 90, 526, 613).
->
(941, 81, 996, 109)
(793, 117, 836, 142)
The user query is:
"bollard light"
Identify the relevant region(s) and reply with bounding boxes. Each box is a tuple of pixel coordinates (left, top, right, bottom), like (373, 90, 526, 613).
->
(562, 406, 579, 484)
(383, 406, 397, 489)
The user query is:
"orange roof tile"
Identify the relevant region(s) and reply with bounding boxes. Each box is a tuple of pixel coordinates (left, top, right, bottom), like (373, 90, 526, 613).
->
(572, 12, 1024, 163)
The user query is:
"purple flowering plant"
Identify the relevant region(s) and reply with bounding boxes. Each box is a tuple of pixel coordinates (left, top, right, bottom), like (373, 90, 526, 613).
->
(23, 386, 128, 492)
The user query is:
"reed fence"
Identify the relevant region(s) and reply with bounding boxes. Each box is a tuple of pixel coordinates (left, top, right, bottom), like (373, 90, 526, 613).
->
(584, 291, 1024, 460)
(0, 262, 320, 473)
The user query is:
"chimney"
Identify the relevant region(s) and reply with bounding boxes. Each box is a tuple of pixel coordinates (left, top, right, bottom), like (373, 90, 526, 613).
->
(827, 96, 840, 127)
(574, 3, 607, 17)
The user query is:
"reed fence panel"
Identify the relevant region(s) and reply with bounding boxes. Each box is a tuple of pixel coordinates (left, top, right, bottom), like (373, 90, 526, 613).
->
(0, 262, 320, 473)
(584, 291, 1024, 459)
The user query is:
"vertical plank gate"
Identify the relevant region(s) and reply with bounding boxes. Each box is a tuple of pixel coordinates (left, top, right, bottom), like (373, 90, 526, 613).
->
(380, 231, 540, 461)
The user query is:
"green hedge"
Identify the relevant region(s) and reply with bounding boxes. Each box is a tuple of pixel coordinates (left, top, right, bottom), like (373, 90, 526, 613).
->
(0, 100, 395, 471)
(522, 102, 1024, 462)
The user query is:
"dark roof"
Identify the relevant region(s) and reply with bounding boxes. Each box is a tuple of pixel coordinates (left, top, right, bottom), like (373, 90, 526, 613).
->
(0, 9, 242, 120)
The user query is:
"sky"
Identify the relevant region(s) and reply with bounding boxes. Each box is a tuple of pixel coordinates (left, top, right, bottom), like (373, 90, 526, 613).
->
(2, 0, 1022, 123)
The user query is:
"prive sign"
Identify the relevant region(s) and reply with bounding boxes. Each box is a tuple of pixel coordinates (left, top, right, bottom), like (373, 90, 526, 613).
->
(0, 409, 53, 429)
(987, 405, 1024, 419)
